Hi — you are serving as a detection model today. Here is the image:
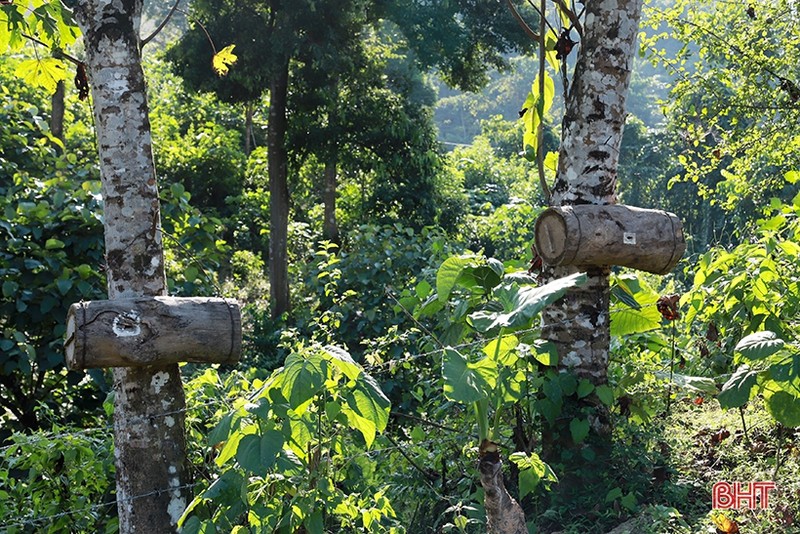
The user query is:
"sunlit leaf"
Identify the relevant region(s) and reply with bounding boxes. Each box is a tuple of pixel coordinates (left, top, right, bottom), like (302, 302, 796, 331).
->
(14, 57, 67, 93)
(735, 331, 784, 360)
(212, 44, 238, 76)
(442, 347, 497, 404)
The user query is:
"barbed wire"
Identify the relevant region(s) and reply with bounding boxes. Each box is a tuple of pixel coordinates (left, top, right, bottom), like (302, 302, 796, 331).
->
(0, 397, 231, 456)
(0, 482, 204, 531)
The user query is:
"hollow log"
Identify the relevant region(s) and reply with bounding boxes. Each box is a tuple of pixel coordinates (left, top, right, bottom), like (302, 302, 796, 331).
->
(65, 296, 241, 370)
(534, 205, 685, 275)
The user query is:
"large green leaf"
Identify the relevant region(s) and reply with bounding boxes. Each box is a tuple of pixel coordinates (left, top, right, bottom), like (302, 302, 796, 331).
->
(610, 307, 661, 336)
(436, 254, 475, 302)
(281, 352, 326, 414)
(322, 345, 361, 381)
(718, 365, 760, 409)
(468, 272, 587, 333)
(763, 384, 800, 427)
(735, 331, 785, 360)
(442, 347, 498, 404)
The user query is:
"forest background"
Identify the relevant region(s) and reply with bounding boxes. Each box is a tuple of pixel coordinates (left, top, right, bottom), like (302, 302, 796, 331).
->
(1, 0, 800, 533)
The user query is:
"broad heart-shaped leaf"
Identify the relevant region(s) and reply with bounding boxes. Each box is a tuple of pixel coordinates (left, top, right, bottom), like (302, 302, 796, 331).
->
(569, 418, 590, 444)
(718, 365, 760, 409)
(468, 272, 587, 333)
(281, 352, 327, 414)
(442, 347, 498, 404)
(235, 430, 284, 474)
(436, 254, 477, 302)
(763, 382, 800, 427)
(735, 331, 785, 360)
(341, 372, 391, 447)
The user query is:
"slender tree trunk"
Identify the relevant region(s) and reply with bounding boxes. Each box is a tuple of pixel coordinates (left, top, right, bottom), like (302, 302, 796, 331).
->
(73, 2, 188, 532)
(244, 101, 254, 156)
(268, 58, 291, 318)
(50, 80, 65, 146)
(322, 160, 339, 244)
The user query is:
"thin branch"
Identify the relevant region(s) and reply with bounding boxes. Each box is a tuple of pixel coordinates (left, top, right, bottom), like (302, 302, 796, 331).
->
(537, 0, 551, 203)
(141, 0, 182, 47)
(391, 411, 460, 433)
(21, 33, 82, 66)
(552, 0, 583, 37)
(504, 0, 540, 42)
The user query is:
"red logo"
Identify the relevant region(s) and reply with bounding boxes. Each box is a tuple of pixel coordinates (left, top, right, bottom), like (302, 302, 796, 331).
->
(712, 481, 776, 509)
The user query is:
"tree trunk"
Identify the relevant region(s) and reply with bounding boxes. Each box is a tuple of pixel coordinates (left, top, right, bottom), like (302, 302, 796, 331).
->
(50, 80, 65, 146)
(322, 160, 339, 244)
(268, 57, 291, 319)
(543, 0, 643, 398)
(540, 0, 643, 475)
(244, 101, 254, 156)
(73, 2, 188, 532)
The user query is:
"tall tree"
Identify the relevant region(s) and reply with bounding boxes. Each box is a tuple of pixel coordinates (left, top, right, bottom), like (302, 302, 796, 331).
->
(72, 1, 188, 531)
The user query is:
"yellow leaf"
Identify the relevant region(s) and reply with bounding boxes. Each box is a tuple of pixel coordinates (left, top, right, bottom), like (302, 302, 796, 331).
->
(212, 44, 237, 76)
(14, 57, 67, 94)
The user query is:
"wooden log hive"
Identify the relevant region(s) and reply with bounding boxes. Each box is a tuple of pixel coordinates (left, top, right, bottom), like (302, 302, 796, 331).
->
(534, 205, 685, 275)
(65, 296, 241, 370)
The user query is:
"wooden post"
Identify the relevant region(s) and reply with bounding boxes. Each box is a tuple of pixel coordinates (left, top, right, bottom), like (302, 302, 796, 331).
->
(65, 297, 241, 370)
(534, 204, 685, 275)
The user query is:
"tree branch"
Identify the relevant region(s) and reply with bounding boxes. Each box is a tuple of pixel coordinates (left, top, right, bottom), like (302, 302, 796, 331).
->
(21, 33, 83, 66)
(505, 0, 540, 42)
(141, 0, 182, 47)
(552, 0, 583, 37)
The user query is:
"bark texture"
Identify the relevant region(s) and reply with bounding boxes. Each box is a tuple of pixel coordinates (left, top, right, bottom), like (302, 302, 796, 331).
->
(268, 58, 291, 318)
(322, 160, 340, 244)
(543, 0, 643, 385)
(73, 1, 188, 531)
(479, 449, 527, 534)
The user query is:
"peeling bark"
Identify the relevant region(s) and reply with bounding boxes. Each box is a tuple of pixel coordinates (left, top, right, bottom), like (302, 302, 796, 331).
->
(73, 1, 188, 531)
(479, 444, 527, 534)
(544, 0, 643, 388)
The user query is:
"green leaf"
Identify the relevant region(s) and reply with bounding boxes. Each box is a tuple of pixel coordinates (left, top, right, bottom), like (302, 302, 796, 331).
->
(281, 352, 326, 414)
(577, 380, 594, 399)
(322, 345, 361, 381)
(2, 280, 18, 298)
(735, 331, 785, 360)
(45, 238, 65, 250)
(482, 335, 519, 365)
(595, 385, 614, 406)
(14, 57, 68, 93)
(569, 418, 590, 443)
(763, 387, 800, 427)
(610, 306, 661, 336)
(532, 339, 558, 366)
(718, 365, 759, 409)
(341, 372, 391, 447)
(304, 509, 324, 534)
(436, 254, 475, 302)
(469, 272, 587, 333)
(442, 347, 497, 404)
